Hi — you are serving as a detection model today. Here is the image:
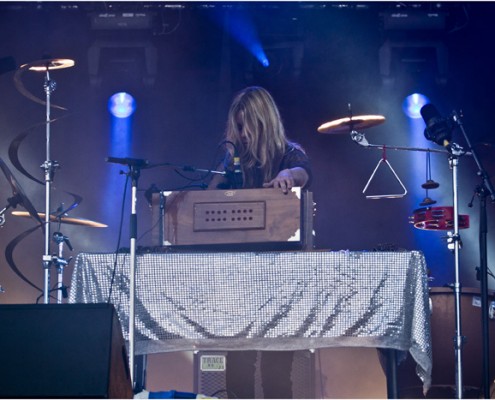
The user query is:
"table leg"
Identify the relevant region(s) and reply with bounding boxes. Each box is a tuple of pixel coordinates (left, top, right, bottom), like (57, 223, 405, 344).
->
(386, 349, 398, 399)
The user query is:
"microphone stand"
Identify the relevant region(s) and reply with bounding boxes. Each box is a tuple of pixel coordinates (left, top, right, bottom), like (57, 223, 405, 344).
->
(452, 111, 495, 399)
(106, 156, 149, 390)
(106, 156, 225, 389)
(128, 162, 140, 390)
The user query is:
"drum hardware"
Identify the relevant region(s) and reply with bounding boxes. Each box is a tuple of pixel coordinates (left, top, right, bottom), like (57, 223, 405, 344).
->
(10, 209, 106, 303)
(51, 231, 73, 304)
(319, 103, 494, 398)
(14, 58, 74, 110)
(421, 103, 495, 399)
(317, 109, 407, 199)
(421, 110, 466, 399)
(410, 206, 470, 231)
(420, 150, 440, 206)
(16, 58, 75, 304)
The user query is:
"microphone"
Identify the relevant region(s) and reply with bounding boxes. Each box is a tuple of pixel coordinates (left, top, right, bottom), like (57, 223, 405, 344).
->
(232, 151, 242, 189)
(233, 153, 241, 175)
(105, 156, 149, 168)
(420, 104, 453, 147)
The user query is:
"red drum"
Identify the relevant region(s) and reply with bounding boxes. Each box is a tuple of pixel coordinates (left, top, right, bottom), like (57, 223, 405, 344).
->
(397, 287, 495, 398)
(410, 206, 470, 231)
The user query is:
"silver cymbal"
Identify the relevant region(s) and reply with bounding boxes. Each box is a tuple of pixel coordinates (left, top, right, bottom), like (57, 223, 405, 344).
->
(20, 58, 75, 72)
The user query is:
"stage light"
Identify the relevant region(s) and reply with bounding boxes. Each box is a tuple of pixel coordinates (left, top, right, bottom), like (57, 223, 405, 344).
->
(402, 93, 429, 119)
(256, 45, 270, 68)
(221, 10, 270, 69)
(108, 92, 136, 118)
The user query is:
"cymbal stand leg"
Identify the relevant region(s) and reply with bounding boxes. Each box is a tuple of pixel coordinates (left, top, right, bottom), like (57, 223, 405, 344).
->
(41, 68, 59, 304)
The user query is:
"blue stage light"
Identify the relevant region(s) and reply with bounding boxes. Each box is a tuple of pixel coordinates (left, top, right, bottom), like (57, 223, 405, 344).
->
(221, 10, 269, 69)
(402, 93, 429, 119)
(251, 43, 270, 68)
(108, 92, 136, 119)
(260, 56, 270, 68)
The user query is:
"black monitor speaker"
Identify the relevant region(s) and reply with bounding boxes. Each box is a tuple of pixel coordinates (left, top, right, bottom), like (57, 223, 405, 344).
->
(0, 303, 133, 398)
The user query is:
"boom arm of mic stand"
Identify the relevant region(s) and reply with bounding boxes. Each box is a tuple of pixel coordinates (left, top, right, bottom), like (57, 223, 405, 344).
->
(453, 113, 495, 202)
(106, 158, 226, 176)
(146, 161, 226, 175)
(350, 130, 472, 155)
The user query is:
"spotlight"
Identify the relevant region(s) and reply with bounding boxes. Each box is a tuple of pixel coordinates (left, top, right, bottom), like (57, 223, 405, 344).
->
(108, 92, 136, 118)
(252, 44, 270, 68)
(402, 93, 429, 119)
(260, 57, 270, 68)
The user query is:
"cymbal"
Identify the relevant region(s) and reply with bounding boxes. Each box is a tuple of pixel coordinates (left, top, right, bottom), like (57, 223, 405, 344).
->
(317, 115, 386, 134)
(12, 211, 107, 228)
(14, 59, 73, 110)
(20, 58, 75, 72)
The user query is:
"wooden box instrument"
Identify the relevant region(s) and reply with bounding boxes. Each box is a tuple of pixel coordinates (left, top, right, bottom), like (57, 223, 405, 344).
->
(151, 187, 313, 250)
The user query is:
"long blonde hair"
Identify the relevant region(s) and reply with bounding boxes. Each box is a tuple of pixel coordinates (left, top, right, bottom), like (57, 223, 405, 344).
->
(225, 86, 287, 187)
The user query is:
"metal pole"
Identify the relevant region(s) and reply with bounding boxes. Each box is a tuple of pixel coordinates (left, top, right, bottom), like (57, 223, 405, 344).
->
(449, 152, 464, 399)
(128, 166, 139, 388)
(42, 68, 54, 304)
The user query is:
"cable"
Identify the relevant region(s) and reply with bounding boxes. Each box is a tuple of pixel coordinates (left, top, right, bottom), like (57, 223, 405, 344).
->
(107, 172, 130, 304)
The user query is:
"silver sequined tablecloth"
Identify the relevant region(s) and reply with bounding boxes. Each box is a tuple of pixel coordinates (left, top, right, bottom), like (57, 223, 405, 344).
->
(69, 250, 432, 390)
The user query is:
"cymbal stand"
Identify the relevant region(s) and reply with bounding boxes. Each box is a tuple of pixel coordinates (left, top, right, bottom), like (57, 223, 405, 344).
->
(52, 231, 73, 304)
(41, 66, 59, 304)
(446, 142, 466, 399)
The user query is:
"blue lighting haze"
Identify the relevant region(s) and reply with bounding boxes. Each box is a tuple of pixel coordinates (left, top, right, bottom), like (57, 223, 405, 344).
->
(223, 10, 270, 68)
(103, 93, 135, 231)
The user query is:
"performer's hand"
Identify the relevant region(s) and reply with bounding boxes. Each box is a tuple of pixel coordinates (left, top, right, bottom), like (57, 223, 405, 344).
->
(263, 169, 294, 194)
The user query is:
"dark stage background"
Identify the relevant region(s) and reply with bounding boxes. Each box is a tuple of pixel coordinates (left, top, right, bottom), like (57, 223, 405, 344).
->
(1, 2, 494, 303)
